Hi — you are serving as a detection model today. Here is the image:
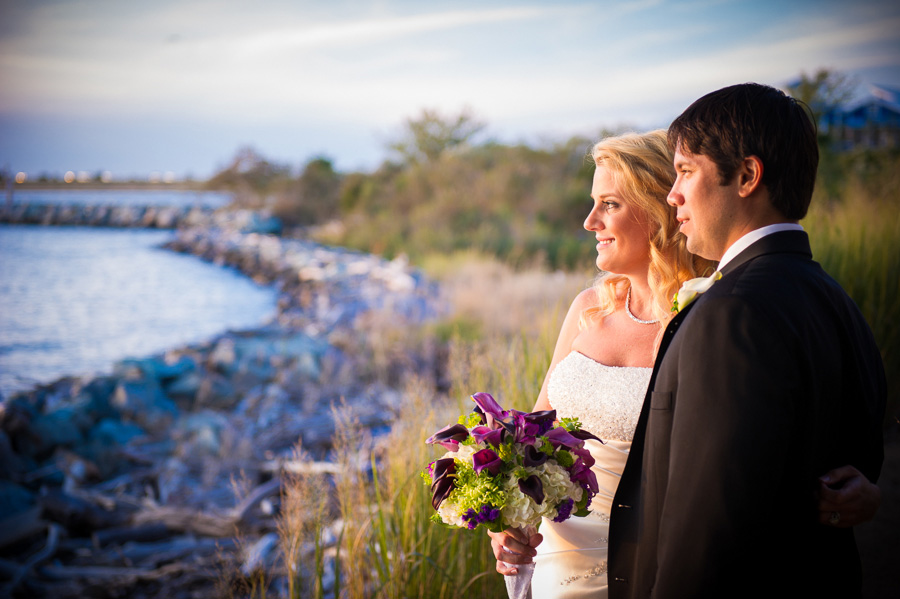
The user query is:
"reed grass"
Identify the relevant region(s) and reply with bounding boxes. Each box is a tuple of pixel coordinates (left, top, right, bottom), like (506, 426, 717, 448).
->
(804, 193, 900, 423)
(314, 329, 560, 599)
(269, 258, 578, 598)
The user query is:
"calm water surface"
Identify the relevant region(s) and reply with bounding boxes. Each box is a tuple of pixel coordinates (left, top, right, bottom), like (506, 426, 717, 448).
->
(0, 224, 277, 398)
(9, 188, 232, 208)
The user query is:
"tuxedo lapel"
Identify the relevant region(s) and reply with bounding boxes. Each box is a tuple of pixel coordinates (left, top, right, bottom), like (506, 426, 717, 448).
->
(629, 303, 694, 459)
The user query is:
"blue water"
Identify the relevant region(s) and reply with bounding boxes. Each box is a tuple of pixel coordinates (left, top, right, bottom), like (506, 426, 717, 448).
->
(0, 224, 277, 398)
(8, 188, 232, 208)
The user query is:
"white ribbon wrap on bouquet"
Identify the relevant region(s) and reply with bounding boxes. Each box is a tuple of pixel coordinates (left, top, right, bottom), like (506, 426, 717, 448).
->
(502, 525, 537, 599)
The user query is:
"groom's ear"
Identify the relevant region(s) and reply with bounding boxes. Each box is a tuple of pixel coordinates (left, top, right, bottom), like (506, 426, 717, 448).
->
(737, 155, 764, 198)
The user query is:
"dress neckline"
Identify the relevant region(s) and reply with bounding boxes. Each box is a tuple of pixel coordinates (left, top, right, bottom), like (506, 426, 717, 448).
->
(572, 351, 652, 371)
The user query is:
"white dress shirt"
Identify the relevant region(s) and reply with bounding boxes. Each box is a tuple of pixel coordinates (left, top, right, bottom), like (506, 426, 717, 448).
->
(717, 223, 805, 272)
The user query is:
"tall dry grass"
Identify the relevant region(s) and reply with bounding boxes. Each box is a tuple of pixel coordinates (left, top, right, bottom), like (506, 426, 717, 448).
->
(269, 256, 587, 598)
(804, 192, 900, 423)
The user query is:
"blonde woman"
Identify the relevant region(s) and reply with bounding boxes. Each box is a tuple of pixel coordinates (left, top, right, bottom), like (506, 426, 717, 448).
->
(488, 130, 880, 598)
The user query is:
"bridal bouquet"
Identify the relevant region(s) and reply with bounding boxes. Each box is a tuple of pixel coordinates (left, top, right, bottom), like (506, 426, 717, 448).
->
(422, 392, 600, 599)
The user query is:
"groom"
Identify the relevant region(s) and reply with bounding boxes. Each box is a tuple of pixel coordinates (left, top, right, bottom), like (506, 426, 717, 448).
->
(608, 83, 886, 597)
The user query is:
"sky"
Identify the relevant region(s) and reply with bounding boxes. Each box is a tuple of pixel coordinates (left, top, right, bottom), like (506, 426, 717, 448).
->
(1, 0, 899, 180)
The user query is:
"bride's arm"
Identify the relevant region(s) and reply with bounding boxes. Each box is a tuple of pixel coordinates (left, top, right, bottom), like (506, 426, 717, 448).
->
(531, 288, 597, 412)
(489, 288, 595, 575)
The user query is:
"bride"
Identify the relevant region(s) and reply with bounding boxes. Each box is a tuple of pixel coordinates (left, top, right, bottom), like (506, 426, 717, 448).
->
(488, 130, 881, 597)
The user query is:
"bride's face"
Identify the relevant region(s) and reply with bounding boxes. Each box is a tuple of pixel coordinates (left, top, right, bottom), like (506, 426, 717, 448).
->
(584, 165, 654, 276)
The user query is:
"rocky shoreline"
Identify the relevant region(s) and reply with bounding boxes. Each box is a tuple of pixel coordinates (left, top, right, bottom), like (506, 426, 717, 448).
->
(0, 201, 226, 230)
(0, 208, 444, 598)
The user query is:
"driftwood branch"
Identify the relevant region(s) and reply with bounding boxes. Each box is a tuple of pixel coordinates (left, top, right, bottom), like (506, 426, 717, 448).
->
(130, 477, 281, 537)
(262, 458, 344, 476)
(3, 523, 62, 595)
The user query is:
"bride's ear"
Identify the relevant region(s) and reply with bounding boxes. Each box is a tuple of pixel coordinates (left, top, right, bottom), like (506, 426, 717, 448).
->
(737, 156, 764, 198)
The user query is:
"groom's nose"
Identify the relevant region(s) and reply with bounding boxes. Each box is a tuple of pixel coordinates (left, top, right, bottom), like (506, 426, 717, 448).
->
(667, 184, 683, 207)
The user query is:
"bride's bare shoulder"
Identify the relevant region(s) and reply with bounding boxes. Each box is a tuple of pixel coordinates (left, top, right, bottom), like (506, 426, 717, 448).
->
(570, 287, 601, 312)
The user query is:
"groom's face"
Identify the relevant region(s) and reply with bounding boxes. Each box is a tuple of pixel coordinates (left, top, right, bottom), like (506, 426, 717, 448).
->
(668, 146, 742, 261)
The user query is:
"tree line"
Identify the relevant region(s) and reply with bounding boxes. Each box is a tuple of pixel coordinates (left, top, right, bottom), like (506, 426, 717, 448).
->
(206, 69, 899, 272)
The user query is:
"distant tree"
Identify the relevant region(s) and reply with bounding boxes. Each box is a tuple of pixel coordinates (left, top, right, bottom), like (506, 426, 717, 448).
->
(786, 68, 858, 201)
(271, 156, 342, 227)
(207, 146, 291, 207)
(786, 68, 856, 126)
(389, 107, 486, 164)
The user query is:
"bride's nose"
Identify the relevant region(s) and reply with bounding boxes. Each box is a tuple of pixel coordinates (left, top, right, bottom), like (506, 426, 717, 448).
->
(584, 204, 605, 232)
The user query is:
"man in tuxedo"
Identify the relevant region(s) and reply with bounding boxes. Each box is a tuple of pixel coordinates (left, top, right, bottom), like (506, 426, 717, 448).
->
(608, 83, 886, 597)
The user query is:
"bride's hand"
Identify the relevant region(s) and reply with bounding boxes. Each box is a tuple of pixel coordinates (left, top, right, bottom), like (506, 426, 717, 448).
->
(816, 465, 881, 528)
(487, 528, 543, 575)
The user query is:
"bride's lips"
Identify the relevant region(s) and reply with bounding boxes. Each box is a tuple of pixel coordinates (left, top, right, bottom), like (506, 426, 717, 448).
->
(596, 238, 613, 251)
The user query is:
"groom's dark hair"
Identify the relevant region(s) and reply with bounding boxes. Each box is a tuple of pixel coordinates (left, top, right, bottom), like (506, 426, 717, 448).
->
(668, 82, 818, 220)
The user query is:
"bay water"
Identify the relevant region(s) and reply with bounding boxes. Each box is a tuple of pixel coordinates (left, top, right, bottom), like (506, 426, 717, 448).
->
(0, 191, 277, 398)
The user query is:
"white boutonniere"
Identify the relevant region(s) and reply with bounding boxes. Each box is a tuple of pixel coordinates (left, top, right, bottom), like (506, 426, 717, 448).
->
(671, 271, 722, 313)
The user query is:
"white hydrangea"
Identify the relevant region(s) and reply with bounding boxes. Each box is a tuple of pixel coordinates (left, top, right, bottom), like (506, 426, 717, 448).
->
(500, 462, 584, 528)
(453, 443, 478, 462)
(535, 461, 583, 517)
(501, 481, 537, 530)
(437, 497, 468, 528)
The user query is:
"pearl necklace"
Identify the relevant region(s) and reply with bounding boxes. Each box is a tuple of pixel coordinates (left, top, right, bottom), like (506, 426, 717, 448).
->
(625, 287, 659, 325)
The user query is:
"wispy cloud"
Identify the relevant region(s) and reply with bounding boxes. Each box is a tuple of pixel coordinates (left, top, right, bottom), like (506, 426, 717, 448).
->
(234, 7, 554, 56)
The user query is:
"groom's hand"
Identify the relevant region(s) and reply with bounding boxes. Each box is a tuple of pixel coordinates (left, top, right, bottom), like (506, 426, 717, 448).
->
(816, 465, 882, 528)
(487, 529, 542, 575)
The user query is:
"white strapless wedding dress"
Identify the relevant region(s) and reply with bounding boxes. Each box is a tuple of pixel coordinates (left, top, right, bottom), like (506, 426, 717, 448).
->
(530, 351, 651, 599)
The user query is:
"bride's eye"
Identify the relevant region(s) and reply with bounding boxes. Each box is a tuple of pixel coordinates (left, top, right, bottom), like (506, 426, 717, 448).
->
(603, 201, 619, 212)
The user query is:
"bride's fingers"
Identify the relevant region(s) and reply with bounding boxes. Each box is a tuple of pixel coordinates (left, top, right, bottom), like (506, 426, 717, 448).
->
(496, 559, 518, 575)
(490, 536, 534, 562)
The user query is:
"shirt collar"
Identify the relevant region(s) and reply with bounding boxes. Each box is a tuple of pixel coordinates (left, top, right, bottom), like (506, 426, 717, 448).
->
(716, 223, 805, 271)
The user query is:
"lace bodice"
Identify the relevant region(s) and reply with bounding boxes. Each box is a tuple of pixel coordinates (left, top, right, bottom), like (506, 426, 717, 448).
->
(547, 351, 651, 442)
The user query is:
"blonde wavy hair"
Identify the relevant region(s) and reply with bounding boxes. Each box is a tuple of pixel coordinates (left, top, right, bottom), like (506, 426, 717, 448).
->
(582, 130, 715, 326)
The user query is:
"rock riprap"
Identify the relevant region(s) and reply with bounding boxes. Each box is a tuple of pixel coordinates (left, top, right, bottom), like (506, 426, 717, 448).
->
(0, 209, 444, 598)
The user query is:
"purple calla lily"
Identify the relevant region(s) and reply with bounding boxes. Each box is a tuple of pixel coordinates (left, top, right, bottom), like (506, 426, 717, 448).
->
(568, 428, 603, 443)
(471, 425, 505, 446)
(472, 448, 503, 476)
(523, 444, 548, 468)
(545, 427, 586, 450)
(569, 460, 599, 493)
(508, 411, 532, 444)
(471, 392, 509, 429)
(522, 422, 542, 439)
(431, 478, 454, 510)
(430, 458, 457, 510)
(523, 410, 557, 436)
(518, 474, 544, 505)
(571, 446, 596, 469)
(425, 423, 470, 451)
(472, 392, 507, 418)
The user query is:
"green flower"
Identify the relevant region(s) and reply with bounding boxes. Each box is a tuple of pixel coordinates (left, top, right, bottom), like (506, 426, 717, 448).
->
(559, 417, 583, 432)
(554, 449, 574, 468)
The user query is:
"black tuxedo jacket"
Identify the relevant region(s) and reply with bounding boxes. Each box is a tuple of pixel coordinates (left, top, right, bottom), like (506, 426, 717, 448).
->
(608, 231, 886, 598)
